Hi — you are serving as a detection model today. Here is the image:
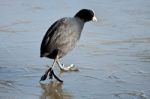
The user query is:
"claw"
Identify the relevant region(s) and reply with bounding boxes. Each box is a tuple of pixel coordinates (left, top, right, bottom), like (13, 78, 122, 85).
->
(49, 71, 53, 79)
(51, 70, 63, 83)
(40, 73, 48, 81)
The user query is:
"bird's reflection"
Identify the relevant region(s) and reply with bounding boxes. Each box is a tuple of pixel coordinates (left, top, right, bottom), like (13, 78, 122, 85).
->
(40, 81, 72, 99)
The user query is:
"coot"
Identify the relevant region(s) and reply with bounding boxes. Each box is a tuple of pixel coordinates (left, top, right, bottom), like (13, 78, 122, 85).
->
(40, 9, 97, 82)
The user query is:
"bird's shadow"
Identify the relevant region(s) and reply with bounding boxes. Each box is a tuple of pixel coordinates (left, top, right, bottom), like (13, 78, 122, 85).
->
(39, 81, 73, 99)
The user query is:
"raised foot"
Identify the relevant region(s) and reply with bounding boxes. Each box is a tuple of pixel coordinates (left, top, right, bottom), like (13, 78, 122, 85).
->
(60, 64, 79, 72)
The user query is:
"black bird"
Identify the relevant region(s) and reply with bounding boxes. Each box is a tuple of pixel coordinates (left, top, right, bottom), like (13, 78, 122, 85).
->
(40, 9, 97, 82)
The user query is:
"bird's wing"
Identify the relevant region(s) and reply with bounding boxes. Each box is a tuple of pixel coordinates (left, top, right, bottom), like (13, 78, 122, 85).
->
(40, 18, 66, 56)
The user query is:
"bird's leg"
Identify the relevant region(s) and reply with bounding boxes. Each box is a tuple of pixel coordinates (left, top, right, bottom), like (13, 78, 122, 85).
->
(40, 59, 63, 82)
(40, 59, 56, 81)
(56, 59, 79, 72)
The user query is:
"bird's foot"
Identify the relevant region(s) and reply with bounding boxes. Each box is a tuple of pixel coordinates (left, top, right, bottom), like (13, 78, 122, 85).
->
(40, 68, 52, 81)
(60, 64, 79, 72)
(40, 67, 63, 83)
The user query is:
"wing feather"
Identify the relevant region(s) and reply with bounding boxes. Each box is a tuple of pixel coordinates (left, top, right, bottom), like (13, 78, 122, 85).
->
(40, 18, 66, 57)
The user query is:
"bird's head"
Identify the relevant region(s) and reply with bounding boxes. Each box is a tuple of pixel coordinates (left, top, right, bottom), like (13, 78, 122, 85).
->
(74, 9, 97, 22)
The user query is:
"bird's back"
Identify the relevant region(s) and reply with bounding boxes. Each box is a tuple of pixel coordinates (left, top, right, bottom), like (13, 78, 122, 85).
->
(40, 17, 84, 59)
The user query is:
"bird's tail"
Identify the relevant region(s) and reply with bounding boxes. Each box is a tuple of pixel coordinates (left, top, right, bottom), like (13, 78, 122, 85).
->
(40, 54, 44, 57)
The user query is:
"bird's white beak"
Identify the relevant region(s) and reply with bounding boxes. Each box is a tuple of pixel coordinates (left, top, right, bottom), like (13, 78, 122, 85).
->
(92, 16, 97, 22)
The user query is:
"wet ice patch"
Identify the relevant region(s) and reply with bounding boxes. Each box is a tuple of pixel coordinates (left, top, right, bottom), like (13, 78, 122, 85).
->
(114, 91, 147, 99)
